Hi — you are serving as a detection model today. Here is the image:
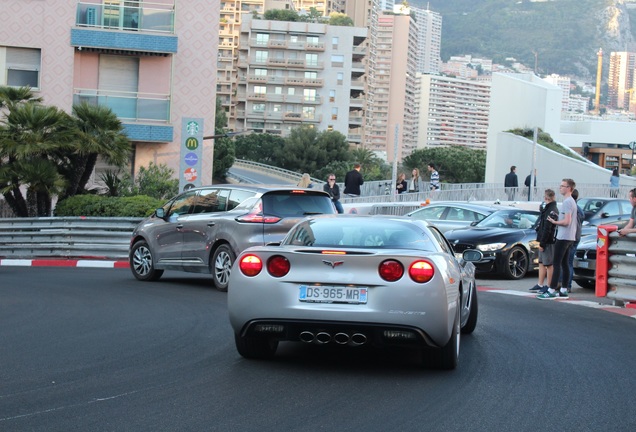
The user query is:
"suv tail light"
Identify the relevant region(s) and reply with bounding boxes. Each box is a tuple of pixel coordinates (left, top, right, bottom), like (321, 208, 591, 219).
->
(267, 255, 290, 277)
(239, 254, 262, 276)
(409, 260, 434, 283)
(236, 200, 281, 224)
(379, 259, 404, 282)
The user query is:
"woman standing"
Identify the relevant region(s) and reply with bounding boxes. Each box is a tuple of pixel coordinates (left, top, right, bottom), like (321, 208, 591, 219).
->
(408, 168, 423, 193)
(323, 174, 343, 213)
(297, 173, 313, 188)
(610, 168, 620, 198)
(396, 173, 407, 194)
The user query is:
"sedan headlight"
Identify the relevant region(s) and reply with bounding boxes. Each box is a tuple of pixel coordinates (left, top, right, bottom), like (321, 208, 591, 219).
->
(477, 242, 506, 252)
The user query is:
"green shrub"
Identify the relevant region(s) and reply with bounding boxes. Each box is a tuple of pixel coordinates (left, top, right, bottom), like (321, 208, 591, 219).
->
(55, 195, 164, 217)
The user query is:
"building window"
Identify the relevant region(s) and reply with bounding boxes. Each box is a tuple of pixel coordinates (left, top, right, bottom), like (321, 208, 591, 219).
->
(2, 46, 41, 89)
(275, 87, 283, 95)
(307, 36, 320, 45)
(304, 71, 317, 79)
(252, 103, 265, 112)
(329, 89, 336, 102)
(255, 50, 268, 63)
(331, 54, 344, 66)
(254, 85, 266, 95)
(331, 107, 338, 120)
(332, 37, 339, 48)
(337, 72, 343, 85)
(254, 68, 267, 77)
(304, 89, 317, 102)
(305, 53, 318, 67)
(303, 106, 315, 119)
(256, 33, 269, 45)
(273, 104, 282, 112)
(290, 35, 298, 43)
(288, 88, 295, 96)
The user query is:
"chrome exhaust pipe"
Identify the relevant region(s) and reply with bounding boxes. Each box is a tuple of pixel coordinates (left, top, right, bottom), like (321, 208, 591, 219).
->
(334, 332, 350, 345)
(315, 332, 332, 344)
(299, 331, 315, 343)
(350, 333, 367, 346)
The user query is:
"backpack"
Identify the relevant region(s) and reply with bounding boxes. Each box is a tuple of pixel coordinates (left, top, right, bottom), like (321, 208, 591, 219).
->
(575, 205, 584, 242)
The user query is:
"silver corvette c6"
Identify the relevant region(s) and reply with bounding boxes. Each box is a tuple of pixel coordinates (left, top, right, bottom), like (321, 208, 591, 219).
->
(228, 215, 482, 370)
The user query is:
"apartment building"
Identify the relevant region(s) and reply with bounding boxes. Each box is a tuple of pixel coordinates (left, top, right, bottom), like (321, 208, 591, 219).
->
(608, 51, 636, 111)
(218, 0, 347, 131)
(411, 6, 442, 75)
(235, 16, 367, 141)
(417, 74, 491, 150)
(543, 74, 571, 112)
(1, 0, 218, 188)
(364, 11, 418, 161)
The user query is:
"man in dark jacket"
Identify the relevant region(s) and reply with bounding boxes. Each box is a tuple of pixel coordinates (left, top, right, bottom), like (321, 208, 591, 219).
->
(504, 165, 518, 200)
(344, 163, 364, 197)
(524, 169, 536, 201)
(530, 188, 558, 292)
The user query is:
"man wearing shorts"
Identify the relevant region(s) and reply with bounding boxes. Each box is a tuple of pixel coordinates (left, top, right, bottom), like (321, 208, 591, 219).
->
(530, 189, 558, 292)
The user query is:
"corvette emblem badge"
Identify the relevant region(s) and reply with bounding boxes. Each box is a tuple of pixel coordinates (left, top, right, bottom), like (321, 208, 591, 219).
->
(322, 260, 344, 268)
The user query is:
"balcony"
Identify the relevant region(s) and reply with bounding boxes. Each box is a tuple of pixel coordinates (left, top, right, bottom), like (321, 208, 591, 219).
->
(305, 42, 325, 52)
(73, 88, 170, 123)
(72, 1, 177, 54)
(285, 77, 323, 87)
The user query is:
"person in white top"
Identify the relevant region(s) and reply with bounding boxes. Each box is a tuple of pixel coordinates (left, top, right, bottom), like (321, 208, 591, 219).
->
(537, 178, 577, 299)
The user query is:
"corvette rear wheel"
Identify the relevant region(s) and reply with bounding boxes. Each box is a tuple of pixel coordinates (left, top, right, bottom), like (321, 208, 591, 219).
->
(422, 307, 460, 370)
(461, 284, 478, 335)
(503, 246, 528, 280)
(234, 334, 278, 359)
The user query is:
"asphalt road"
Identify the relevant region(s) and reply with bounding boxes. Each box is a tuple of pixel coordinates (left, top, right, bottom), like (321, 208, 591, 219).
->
(1, 267, 635, 432)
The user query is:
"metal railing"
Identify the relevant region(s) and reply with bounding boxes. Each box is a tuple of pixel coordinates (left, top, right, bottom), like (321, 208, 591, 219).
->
(0, 217, 141, 260)
(75, 1, 175, 34)
(232, 159, 325, 186)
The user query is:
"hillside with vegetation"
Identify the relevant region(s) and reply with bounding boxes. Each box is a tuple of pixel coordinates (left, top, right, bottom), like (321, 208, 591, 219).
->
(414, 0, 634, 79)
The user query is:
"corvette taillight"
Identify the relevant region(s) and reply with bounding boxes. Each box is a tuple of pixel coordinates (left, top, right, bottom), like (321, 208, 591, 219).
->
(409, 260, 434, 283)
(379, 260, 404, 282)
(267, 255, 290, 277)
(239, 254, 262, 276)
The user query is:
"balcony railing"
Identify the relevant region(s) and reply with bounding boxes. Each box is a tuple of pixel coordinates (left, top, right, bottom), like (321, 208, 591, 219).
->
(75, 1, 175, 34)
(73, 89, 170, 122)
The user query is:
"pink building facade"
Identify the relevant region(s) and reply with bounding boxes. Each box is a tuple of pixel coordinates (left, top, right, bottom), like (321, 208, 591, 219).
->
(1, 0, 219, 187)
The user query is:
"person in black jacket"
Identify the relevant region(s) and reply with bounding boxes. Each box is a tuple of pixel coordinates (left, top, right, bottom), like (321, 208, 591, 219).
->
(530, 188, 558, 292)
(504, 165, 518, 200)
(344, 163, 364, 197)
(323, 173, 343, 213)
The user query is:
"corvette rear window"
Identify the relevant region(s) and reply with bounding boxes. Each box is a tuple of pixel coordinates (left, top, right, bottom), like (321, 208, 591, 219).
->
(285, 219, 436, 251)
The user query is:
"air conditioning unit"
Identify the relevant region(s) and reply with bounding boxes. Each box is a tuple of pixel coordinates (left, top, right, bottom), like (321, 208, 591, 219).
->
(86, 7, 96, 26)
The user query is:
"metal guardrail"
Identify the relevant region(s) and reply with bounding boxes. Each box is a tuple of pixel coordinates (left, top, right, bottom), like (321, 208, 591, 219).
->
(233, 159, 326, 185)
(0, 217, 141, 260)
(596, 225, 636, 305)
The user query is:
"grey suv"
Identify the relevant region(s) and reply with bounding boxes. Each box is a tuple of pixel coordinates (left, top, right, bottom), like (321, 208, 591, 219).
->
(129, 185, 336, 290)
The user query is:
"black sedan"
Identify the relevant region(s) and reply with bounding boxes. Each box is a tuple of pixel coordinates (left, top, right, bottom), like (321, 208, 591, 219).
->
(445, 209, 541, 280)
(572, 235, 597, 290)
(577, 197, 631, 229)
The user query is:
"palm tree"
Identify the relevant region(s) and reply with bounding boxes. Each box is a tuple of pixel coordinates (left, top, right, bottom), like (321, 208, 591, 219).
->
(0, 102, 76, 216)
(0, 86, 42, 110)
(62, 102, 131, 198)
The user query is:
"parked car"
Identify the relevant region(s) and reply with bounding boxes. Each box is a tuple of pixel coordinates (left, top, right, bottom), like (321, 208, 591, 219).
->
(577, 197, 631, 229)
(129, 185, 336, 290)
(228, 215, 482, 370)
(572, 235, 597, 290)
(444, 209, 541, 280)
(405, 202, 499, 233)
